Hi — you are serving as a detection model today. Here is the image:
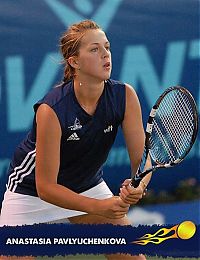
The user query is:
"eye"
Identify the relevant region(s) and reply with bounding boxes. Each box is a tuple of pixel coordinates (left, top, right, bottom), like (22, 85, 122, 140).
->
(91, 47, 98, 52)
(105, 46, 111, 51)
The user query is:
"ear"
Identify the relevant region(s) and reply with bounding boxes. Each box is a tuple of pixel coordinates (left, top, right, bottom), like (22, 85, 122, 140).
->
(67, 56, 79, 69)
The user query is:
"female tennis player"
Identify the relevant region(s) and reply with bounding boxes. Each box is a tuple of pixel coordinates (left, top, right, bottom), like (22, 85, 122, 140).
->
(0, 20, 151, 259)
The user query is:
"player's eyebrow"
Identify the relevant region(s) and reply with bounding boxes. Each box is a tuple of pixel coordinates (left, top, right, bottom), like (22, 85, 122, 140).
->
(90, 41, 110, 46)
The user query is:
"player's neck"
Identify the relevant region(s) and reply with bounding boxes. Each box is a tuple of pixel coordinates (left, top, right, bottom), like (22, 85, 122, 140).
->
(73, 78, 104, 107)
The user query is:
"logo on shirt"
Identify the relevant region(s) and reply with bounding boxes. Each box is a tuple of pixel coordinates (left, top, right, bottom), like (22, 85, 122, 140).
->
(67, 133, 80, 141)
(68, 118, 82, 131)
(104, 125, 113, 133)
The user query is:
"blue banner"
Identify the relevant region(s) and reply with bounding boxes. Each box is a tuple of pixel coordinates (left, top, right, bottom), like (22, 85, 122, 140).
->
(0, 222, 199, 257)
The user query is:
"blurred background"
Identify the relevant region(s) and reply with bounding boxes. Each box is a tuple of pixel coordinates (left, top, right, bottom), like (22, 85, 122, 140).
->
(0, 0, 199, 226)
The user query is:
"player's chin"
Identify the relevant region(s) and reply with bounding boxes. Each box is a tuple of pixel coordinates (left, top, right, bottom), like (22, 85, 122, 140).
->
(101, 69, 111, 80)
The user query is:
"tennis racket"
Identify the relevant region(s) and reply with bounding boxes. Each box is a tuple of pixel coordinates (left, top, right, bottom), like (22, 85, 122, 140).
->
(131, 86, 198, 188)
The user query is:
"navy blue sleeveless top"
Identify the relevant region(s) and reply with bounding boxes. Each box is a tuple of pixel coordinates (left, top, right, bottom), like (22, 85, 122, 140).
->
(6, 79, 126, 196)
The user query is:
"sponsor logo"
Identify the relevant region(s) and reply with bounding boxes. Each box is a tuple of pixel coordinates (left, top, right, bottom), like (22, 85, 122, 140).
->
(104, 125, 113, 133)
(68, 118, 82, 131)
(67, 133, 80, 141)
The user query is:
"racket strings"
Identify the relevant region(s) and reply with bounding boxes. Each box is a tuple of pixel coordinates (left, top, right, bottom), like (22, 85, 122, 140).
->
(150, 90, 195, 163)
(160, 92, 193, 153)
(151, 120, 176, 162)
(160, 93, 193, 153)
(159, 98, 193, 155)
(177, 94, 195, 131)
(157, 98, 182, 157)
(150, 104, 181, 162)
(173, 93, 194, 145)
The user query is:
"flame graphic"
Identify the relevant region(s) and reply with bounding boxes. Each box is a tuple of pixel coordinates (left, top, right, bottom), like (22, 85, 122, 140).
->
(132, 221, 196, 245)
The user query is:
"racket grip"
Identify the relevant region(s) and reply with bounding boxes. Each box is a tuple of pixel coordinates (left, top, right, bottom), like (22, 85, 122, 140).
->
(131, 167, 153, 188)
(131, 175, 142, 188)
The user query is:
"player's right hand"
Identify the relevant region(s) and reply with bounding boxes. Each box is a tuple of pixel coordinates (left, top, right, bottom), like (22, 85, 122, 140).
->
(95, 196, 130, 219)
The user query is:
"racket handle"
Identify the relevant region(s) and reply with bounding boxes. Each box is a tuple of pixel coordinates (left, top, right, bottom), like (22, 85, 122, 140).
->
(131, 167, 154, 188)
(131, 176, 142, 188)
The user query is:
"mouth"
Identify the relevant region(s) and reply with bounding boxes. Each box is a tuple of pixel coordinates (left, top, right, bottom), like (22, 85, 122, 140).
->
(103, 62, 111, 70)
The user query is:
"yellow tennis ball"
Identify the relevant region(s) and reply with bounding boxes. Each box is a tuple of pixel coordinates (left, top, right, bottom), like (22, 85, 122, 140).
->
(177, 221, 196, 240)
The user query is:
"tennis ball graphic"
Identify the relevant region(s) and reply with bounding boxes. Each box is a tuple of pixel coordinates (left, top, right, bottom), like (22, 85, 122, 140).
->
(177, 221, 196, 240)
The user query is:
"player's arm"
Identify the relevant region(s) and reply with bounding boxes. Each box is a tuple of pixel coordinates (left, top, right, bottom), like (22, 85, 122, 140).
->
(120, 84, 151, 204)
(35, 104, 129, 219)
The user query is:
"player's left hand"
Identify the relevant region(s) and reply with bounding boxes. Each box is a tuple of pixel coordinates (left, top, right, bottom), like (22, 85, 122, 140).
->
(119, 179, 145, 204)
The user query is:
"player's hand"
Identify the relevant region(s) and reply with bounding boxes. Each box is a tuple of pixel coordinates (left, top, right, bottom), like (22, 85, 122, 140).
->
(119, 179, 144, 204)
(96, 196, 130, 219)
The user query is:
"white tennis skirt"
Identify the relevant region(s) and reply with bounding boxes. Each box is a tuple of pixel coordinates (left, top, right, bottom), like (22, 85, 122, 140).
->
(0, 181, 113, 226)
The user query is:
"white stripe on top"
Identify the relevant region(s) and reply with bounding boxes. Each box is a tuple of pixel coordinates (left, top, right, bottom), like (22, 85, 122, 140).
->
(7, 149, 36, 192)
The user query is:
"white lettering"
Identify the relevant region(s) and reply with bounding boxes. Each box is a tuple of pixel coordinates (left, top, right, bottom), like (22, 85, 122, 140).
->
(6, 238, 52, 245)
(53, 237, 127, 245)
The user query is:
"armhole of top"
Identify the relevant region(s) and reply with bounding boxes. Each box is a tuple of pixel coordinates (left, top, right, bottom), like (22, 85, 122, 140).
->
(33, 102, 63, 134)
(123, 83, 126, 120)
(119, 83, 126, 128)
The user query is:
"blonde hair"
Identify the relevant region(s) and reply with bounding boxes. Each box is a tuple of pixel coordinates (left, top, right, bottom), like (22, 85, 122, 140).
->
(60, 20, 101, 82)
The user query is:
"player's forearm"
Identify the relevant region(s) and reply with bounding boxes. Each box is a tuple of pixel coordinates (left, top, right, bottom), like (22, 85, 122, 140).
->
(142, 155, 152, 188)
(37, 183, 98, 214)
(140, 173, 151, 190)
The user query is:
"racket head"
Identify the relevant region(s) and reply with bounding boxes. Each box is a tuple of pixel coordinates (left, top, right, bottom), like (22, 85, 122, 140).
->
(147, 86, 198, 166)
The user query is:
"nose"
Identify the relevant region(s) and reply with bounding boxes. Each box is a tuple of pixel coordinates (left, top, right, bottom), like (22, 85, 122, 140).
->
(102, 47, 110, 58)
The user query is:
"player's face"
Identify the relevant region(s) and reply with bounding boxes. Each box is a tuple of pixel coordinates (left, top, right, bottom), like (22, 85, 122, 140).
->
(77, 29, 112, 81)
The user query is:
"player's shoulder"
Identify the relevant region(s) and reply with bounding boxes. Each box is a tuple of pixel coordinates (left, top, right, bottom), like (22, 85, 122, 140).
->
(106, 79, 139, 102)
(34, 80, 72, 111)
(45, 80, 72, 102)
(107, 78, 125, 87)
(107, 79, 136, 93)
(124, 83, 141, 112)
(106, 79, 126, 96)
(123, 82, 138, 99)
